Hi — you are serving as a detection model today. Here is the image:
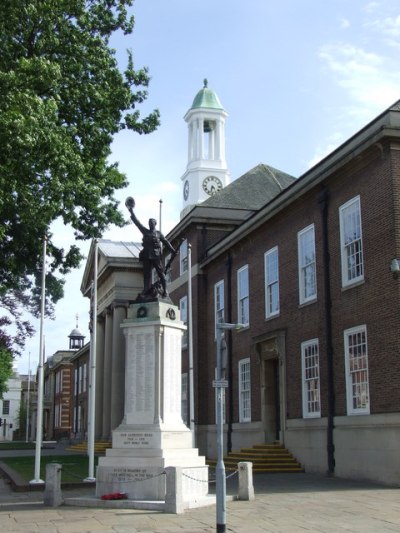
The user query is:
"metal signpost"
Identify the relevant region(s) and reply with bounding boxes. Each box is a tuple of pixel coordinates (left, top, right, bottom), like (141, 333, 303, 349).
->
(215, 322, 244, 533)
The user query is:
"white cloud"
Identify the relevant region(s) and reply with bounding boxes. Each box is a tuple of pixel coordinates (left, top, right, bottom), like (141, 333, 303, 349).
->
(306, 131, 345, 169)
(364, 1, 380, 14)
(339, 17, 351, 29)
(367, 14, 400, 48)
(319, 42, 400, 110)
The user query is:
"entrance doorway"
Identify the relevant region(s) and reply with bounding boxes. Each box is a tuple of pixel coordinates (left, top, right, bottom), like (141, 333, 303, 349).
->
(263, 358, 280, 441)
(258, 335, 285, 443)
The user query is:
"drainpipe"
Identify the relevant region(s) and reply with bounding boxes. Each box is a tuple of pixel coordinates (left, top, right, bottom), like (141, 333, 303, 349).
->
(226, 252, 234, 453)
(318, 188, 335, 475)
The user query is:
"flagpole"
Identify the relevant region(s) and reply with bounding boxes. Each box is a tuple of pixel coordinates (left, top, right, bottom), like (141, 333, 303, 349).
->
(85, 239, 98, 482)
(188, 243, 195, 445)
(30, 236, 47, 484)
(25, 352, 31, 442)
(159, 198, 163, 233)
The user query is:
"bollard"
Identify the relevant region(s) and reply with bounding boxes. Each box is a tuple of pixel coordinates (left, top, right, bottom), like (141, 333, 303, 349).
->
(44, 462, 63, 507)
(238, 462, 255, 501)
(165, 466, 184, 514)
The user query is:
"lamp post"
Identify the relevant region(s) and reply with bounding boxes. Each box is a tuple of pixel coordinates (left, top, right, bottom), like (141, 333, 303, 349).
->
(214, 322, 244, 533)
(85, 239, 98, 482)
(30, 236, 47, 485)
(187, 244, 195, 445)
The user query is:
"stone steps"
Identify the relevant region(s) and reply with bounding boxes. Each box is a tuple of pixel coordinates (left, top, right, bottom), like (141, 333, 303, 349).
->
(66, 441, 112, 454)
(207, 443, 304, 473)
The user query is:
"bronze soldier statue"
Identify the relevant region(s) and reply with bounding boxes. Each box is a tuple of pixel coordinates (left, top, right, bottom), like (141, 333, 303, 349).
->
(126, 197, 176, 300)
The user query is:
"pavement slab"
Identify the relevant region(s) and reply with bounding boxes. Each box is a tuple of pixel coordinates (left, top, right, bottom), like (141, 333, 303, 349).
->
(1, 466, 400, 532)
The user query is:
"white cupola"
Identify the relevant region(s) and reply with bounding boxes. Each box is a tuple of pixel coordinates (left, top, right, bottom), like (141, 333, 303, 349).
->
(68, 315, 85, 350)
(180, 79, 230, 218)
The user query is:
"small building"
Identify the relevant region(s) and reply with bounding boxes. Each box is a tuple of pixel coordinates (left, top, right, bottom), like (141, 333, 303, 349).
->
(30, 324, 86, 441)
(0, 369, 22, 441)
(70, 342, 90, 441)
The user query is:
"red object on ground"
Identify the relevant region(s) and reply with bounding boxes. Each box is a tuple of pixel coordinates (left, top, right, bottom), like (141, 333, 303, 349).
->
(100, 492, 128, 500)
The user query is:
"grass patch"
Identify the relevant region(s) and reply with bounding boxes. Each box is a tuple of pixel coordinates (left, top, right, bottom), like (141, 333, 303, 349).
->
(1, 455, 99, 483)
(0, 442, 36, 451)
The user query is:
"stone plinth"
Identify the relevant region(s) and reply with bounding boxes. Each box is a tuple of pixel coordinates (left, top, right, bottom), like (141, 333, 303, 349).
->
(96, 301, 208, 504)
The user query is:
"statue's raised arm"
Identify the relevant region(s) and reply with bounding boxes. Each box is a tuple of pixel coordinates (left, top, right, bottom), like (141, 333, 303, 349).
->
(125, 197, 147, 235)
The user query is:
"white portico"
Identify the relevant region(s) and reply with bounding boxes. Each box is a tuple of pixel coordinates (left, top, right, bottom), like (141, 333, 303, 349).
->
(180, 79, 230, 218)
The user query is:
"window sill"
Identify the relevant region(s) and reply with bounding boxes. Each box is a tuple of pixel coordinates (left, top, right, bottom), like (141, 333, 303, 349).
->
(346, 409, 370, 416)
(265, 313, 280, 322)
(341, 279, 365, 292)
(298, 298, 317, 309)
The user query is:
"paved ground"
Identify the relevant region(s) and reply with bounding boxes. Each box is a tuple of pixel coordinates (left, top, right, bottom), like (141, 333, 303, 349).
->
(1, 469, 400, 532)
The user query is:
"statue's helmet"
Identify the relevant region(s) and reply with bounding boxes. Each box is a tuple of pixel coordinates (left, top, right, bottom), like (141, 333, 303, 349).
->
(125, 196, 135, 209)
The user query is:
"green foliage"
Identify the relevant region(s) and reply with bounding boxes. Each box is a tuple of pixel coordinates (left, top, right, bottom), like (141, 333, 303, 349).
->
(0, 0, 160, 354)
(16, 400, 27, 439)
(0, 346, 13, 397)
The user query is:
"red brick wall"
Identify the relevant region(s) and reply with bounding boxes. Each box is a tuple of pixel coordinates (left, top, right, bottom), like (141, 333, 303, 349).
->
(170, 140, 400, 429)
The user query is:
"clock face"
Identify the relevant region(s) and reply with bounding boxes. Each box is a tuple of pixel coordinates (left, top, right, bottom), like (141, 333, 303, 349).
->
(202, 176, 223, 196)
(183, 180, 189, 201)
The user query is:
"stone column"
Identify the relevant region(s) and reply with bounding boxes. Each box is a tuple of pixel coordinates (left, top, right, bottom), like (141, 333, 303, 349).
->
(188, 122, 193, 162)
(215, 119, 221, 160)
(94, 317, 105, 440)
(110, 303, 127, 431)
(102, 308, 113, 440)
(199, 118, 204, 159)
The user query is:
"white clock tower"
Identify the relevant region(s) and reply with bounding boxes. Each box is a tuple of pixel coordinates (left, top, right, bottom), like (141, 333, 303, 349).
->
(180, 80, 230, 218)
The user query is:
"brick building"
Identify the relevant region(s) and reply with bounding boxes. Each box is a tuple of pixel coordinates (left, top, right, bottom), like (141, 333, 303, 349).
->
(41, 83, 400, 485)
(166, 84, 400, 484)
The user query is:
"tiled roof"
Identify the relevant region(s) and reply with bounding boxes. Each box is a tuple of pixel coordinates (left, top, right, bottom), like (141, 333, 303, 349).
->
(201, 163, 296, 210)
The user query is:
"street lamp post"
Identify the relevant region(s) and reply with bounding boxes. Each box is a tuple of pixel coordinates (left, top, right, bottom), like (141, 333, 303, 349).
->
(215, 322, 244, 533)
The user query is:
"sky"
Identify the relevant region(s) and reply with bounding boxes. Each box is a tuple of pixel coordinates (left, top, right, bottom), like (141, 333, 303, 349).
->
(17, 0, 400, 374)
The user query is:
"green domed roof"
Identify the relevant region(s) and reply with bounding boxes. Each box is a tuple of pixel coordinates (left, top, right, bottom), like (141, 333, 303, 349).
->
(191, 79, 224, 110)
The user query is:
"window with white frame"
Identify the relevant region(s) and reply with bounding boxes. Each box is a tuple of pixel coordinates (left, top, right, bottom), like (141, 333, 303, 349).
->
(83, 363, 87, 393)
(55, 370, 63, 394)
(344, 325, 369, 415)
(55, 403, 62, 428)
(180, 295, 188, 347)
(214, 280, 225, 335)
(239, 358, 251, 422)
(79, 365, 83, 393)
(180, 239, 188, 275)
(2, 400, 10, 415)
(237, 266, 249, 326)
(74, 368, 78, 396)
(77, 405, 82, 432)
(301, 339, 321, 418)
(298, 224, 317, 304)
(181, 373, 188, 426)
(265, 247, 279, 318)
(339, 196, 364, 287)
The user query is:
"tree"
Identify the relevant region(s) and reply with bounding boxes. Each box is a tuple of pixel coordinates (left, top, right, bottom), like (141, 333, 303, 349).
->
(0, 346, 13, 398)
(16, 399, 28, 440)
(0, 0, 160, 362)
